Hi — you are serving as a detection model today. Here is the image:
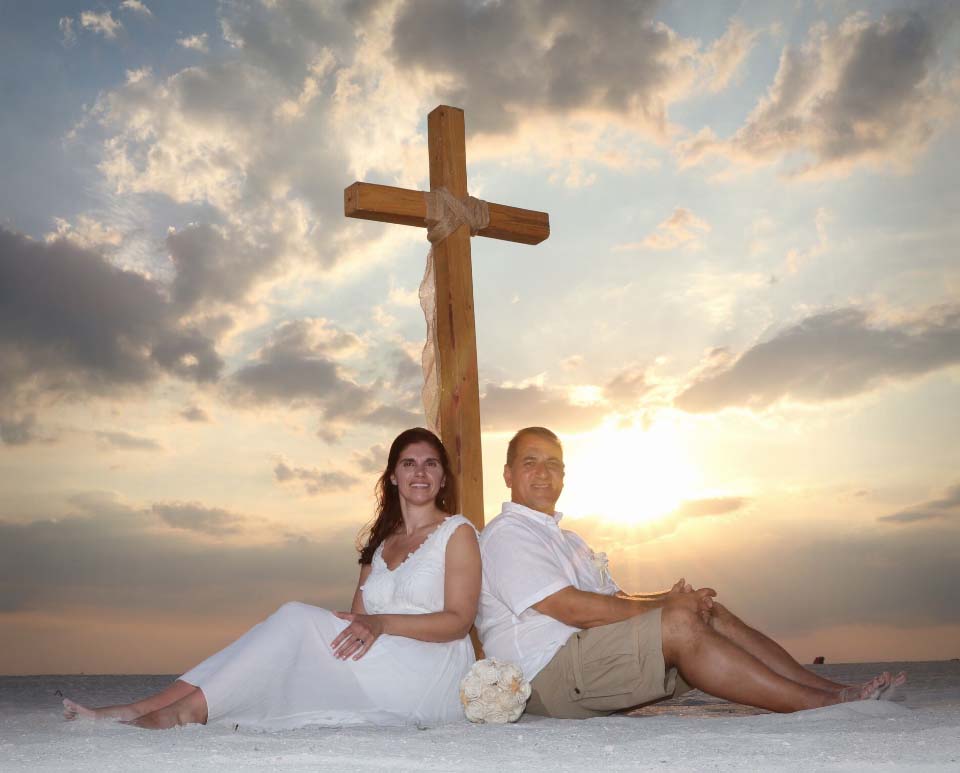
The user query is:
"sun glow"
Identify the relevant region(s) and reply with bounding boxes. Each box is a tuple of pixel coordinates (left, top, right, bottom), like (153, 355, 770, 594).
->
(559, 418, 698, 526)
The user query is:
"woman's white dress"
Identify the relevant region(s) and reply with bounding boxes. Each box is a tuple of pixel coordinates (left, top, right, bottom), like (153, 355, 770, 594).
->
(180, 515, 476, 729)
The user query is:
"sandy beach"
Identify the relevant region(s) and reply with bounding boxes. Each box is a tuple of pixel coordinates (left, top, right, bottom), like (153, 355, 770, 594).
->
(2, 662, 958, 771)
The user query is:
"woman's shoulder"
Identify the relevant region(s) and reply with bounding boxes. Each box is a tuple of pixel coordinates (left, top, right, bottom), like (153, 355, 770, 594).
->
(437, 514, 479, 547)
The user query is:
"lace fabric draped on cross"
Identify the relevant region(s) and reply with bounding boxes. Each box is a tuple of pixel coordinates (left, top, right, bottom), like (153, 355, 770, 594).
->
(418, 188, 490, 434)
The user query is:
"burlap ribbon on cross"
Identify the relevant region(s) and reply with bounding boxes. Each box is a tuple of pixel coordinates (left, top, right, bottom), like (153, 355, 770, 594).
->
(418, 188, 490, 434)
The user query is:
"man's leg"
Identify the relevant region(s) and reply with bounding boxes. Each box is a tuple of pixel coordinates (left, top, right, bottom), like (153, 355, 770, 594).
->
(661, 604, 879, 713)
(707, 603, 848, 692)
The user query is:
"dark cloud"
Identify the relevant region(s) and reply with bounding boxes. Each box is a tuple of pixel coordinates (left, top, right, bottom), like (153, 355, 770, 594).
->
(879, 484, 960, 524)
(391, 0, 693, 135)
(604, 366, 652, 408)
(95, 430, 162, 451)
(0, 228, 223, 410)
(681, 6, 958, 174)
(481, 383, 607, 433)
(0, 414, 36, 446)
(166, 224, 280, 312)
(230, 319, 372, 415)
(151, 502, 245, 536)
(180, 405, 210, 423)
(229, 319, 420, 433)
(0, 492, 360, 617)
(274, 460, 360, 496)
(352, 443, 388, 474)
(675, 305, 960, 413)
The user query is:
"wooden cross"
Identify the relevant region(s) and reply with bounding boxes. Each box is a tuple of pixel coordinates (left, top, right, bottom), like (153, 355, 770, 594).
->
(344, 105, 549, 530)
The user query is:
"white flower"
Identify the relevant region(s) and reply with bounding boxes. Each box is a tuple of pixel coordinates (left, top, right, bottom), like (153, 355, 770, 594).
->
(460, 674, 482, 701)
(474, 660, 499, 685)
(484, 708, 509, 724)
(591, 550, 610, 584)
(460, 658, 531, 724)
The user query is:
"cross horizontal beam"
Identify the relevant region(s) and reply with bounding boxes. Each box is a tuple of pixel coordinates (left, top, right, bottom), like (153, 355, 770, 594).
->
(344, 182, 550, 245)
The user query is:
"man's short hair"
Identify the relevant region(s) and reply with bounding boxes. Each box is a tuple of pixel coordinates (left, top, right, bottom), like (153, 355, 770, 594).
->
(505, 427, 562, 466)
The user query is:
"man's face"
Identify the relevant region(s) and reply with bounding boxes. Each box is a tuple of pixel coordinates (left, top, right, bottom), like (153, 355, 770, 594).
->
(504, 434, 565, 515)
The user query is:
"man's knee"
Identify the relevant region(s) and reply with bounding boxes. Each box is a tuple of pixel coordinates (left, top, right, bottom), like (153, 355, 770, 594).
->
(661, 603, 705, 637)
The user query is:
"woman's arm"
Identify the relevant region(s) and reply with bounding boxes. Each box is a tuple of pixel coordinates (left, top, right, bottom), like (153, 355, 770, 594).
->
(331, 523, 481, 660)
(349, 564, 373, 614)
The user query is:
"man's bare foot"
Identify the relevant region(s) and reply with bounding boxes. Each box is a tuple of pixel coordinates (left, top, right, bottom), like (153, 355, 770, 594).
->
(838, 672, 890, 702)
(63, 698, 140, 722)
(878, 671, 907, 701)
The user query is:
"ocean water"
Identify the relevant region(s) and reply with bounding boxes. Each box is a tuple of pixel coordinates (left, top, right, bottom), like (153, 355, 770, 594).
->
(2, 660, 958, 719)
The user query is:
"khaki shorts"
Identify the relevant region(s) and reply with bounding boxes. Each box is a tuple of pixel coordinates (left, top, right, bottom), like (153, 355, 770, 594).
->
(526, 608, 690, 719)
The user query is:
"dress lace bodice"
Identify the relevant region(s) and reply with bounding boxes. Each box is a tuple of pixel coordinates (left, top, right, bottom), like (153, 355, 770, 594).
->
(362, 514, 473, 615)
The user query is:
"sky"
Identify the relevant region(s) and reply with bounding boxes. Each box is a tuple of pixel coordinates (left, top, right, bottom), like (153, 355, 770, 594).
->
(1, 0, 958, 675)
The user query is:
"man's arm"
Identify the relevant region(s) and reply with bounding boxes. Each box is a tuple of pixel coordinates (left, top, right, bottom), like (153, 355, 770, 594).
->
(616, 578, 693, 601)
(534, 585, 715, 629)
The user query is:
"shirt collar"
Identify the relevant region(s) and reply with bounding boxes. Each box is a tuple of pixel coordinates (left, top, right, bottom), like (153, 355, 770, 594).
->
(501, 500, 563, 526)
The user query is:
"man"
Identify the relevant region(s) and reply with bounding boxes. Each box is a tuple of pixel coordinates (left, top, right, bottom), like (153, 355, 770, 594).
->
(477, 427, 902, 717)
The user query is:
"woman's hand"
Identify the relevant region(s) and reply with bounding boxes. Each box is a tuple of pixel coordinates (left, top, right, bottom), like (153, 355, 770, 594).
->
(331, 612, 384, 660)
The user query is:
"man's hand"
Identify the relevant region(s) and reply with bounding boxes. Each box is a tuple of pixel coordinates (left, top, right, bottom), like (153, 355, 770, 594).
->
(668, 578, 694, 596)
(665, 586, 716, 624)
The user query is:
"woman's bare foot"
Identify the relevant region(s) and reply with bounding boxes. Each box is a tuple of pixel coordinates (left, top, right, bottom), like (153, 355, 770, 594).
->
(63, 698, 140, 721)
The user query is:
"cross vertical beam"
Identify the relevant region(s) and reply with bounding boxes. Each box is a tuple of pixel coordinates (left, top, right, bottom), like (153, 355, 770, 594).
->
(427, 106, 484, 527)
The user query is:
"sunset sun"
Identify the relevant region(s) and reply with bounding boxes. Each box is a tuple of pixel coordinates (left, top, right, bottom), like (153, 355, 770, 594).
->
(560, 418, 698, 526)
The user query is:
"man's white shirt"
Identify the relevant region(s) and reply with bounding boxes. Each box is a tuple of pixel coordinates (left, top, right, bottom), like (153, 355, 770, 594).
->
(477, 501, 620, 681)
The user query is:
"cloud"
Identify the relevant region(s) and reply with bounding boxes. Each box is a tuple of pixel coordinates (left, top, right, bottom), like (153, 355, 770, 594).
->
(604, 366, 652, 409)
(679, 7, 959, 176)
(151, 502, 245, 536)
(0, 229, 223, 412)
(616, 207, 711, 251)
(700, 19, 760, 93)
(0, 492, 360, 617)
(165, 224, 282, 312)
(389, 0, 701, 137)
(95, 430, 162, 451)
(879, 484, 960, 524)
(0, 414, 37, 446)
(675, 305, 960, 413)
(573, 495, 750, 545)
(352, 443, 388, 474)
(481, 383, 607, 433)
(229, 319, 371, 414)
(59, 16, 77, 47)
(120, 0, 152, 16)
(80, 10, 123, 39)
(177, 33, 209, 53)
(180, 405, 210, 423)
(273, 460, 360, 496)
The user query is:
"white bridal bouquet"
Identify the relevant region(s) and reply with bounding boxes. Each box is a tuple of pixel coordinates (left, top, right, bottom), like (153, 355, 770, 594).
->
(459, 658, 532, 724)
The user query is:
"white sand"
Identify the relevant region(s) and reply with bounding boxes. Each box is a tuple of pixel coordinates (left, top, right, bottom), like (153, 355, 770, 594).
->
(3, 662, 958, 771)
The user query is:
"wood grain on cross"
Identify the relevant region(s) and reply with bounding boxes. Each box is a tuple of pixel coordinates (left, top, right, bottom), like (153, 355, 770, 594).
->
(344, 105, 549, 530)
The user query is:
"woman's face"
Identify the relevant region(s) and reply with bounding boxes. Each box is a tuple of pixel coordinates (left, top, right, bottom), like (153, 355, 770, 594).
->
(390, 440, 446, 508)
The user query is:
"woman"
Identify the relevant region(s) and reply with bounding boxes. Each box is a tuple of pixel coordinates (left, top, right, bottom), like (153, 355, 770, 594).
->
(63, 428, 481, 729)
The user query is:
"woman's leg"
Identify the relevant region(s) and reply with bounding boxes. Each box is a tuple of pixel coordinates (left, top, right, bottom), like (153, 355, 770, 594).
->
(63, 679, 198, 721)
(124, 686, 209, 730)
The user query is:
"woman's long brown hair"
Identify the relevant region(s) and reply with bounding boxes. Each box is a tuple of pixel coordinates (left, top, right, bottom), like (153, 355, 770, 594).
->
(356, 427, 458, 565)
